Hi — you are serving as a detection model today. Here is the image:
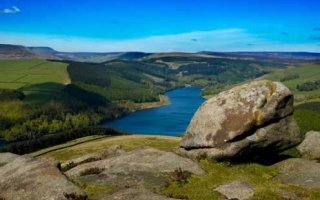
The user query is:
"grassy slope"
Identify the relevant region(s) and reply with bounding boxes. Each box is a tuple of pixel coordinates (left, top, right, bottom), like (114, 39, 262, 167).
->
(36, 135, 180, 161)
(33, 135, 320, 200)
(204, 63, 320, 100)
(258, 63, 320, 102)
(0, 59, 70, 104)
(294, 102, 320, 135)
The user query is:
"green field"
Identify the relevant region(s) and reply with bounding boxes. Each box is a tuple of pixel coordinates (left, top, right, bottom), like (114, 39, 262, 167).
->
(0, 60, 70, 104)
(204, 63, 320, 103)
(258, 63, 320, 102)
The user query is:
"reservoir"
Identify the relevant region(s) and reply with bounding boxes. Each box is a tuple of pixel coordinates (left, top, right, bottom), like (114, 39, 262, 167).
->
(0, 139, 6, 148)
(104, 87, 205, 136)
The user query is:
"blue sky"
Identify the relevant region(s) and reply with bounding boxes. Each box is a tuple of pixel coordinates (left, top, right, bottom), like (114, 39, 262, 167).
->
(0, 0, 320, 52)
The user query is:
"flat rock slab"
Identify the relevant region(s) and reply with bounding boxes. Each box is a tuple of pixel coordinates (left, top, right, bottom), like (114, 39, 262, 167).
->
(297, 131, 320, 161)
(66, 147, 205, 178)
(0, 155, 86, 200)
(0, 152, 19, 165)
(65, 148, 204, 194)
(103, 188, 180, 200)
(275, 158, 320, 189)
(61, 144, 125, 171)
(214, 180, 255, 200)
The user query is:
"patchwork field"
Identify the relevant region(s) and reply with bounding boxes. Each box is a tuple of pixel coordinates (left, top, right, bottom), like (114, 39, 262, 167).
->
(0, 59, 70, 104)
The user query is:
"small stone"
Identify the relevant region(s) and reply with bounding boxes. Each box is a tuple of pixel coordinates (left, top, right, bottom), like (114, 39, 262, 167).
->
(276, 189, 300, 200)
(275, 158, 320, 189)
(214, 180, 255, 200)
(297, 131, 320, 161)
(104, 187, 180, 200)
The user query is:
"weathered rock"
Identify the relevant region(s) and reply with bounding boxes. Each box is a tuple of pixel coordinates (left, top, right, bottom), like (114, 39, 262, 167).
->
(103, 187, 180, 200)
(0, 152, 19, 166)
(275, 158, 320, 189)
(297, 131, 320, 160)
(214, 180, 255, 200)
(0, 154, 87, 200)
(66, 147, 204, 178)
(179, 80, 301, 160)
(66, 148, 204, 191)
(61, 153, 102, 171)
(61, 145, 125, 171)
(101, 144, 125, 158)
(276, 189, 301, 200)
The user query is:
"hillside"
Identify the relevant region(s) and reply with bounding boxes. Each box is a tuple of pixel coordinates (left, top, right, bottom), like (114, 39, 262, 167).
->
(0, 44, 39, 59)
(21, 80, 319, 200)
(204, 63, 320, 102)
(0, 48, 318, 155)
(2, 44, 320, 63)
(257, 63, 320, 103)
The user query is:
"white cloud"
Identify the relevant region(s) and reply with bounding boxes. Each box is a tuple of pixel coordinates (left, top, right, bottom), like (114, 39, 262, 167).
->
(1, 6, 21, 14)
(0, 29, 319, 52)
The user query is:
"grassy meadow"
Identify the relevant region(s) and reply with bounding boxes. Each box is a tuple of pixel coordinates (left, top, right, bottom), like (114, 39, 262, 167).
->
(0, 59, 70, 104)
(258, 63, 320, 103)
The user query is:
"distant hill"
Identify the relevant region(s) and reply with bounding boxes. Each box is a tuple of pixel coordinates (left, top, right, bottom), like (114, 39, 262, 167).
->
(0, 44, 150, 62)
(0, 44, 39, 59)
(200, 51, 320, 63)
(2, 43, 320, 63)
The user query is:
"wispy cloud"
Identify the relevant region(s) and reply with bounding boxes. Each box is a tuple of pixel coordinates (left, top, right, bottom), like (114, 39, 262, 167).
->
(0, 29, 319, 52)
(1, 6, 21, 14)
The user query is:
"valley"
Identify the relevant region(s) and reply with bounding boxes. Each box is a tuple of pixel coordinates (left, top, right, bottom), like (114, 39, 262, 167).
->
(0, 45, 320, 200)
(0, 44, 319, 155)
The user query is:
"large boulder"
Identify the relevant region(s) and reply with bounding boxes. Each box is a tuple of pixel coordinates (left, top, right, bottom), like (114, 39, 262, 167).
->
(179, 80, 301, 161)
(0, 154, 87, 200)
(297, 131, 320, 161)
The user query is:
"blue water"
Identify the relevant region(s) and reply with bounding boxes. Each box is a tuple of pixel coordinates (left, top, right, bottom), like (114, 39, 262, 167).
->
(104, 87, 205, 136)
(0, 139, 6, 148)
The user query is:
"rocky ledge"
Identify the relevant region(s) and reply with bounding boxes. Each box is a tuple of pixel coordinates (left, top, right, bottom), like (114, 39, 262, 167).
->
(0, 146, 204, 200)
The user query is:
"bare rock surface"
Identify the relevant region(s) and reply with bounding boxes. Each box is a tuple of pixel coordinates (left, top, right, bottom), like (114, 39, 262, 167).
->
(214, 180, 255, 200)
(61, 153, 102, 170)
(179, 80, 301, 160)
(65, 148, 204, 198)
(0, 152, 19, 165)
(61, 144, 125, 171)
(103, 187, 180, 200)
(297, 131, 320, 160)
(66, 147, 205, 178)
(0, 154, 87, 200)
(276, 189, 301, 200)
(275, 158, 320, 189)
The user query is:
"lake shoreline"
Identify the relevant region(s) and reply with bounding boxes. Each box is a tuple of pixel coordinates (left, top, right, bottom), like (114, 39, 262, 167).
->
(104, 87, 205, 136)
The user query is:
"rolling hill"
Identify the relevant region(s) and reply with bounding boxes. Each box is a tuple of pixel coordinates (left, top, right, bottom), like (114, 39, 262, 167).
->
(1, 43, 319, 153)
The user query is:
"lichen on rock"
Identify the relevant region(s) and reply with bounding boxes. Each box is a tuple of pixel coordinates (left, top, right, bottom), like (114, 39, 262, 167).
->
(179, 80, 301, 161)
